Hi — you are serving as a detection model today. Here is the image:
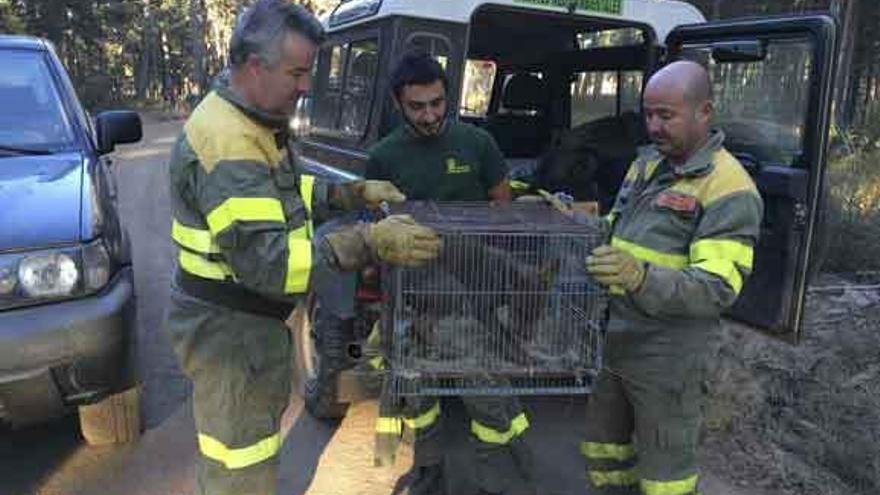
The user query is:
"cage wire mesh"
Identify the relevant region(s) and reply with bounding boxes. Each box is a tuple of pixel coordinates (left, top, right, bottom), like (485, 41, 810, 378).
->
(380, 201, 609, 398)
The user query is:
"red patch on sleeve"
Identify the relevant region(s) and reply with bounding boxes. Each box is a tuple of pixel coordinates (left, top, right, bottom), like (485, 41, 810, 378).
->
(654, 192, 699, 214)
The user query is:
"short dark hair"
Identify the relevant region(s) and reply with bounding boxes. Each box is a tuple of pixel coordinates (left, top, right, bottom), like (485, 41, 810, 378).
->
(390, 51, 448, 99)
(229, 0, 325, 69)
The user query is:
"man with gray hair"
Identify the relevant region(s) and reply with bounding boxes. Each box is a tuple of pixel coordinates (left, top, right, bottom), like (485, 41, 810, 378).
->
(164, 2, 441, 494)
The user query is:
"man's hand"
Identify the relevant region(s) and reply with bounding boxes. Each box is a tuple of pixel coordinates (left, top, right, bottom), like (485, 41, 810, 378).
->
(354, 180, 407, 206)
(586, 245, 646, 292)
(366, 215, 441, 267)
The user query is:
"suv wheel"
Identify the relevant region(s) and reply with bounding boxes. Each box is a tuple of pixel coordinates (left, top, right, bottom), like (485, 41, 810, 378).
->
(290, 294, 350, 420)
(78, 385, 141, 445)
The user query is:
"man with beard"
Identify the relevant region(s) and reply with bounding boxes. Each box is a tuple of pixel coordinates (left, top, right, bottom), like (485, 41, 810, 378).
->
(366, 52, 534, 495)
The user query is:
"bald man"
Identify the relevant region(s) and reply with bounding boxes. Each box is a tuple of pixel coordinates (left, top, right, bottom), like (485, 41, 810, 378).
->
(578, 61, 764, 494)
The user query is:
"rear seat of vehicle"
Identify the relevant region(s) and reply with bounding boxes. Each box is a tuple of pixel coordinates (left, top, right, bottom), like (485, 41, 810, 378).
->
(485, 72, 551, 158)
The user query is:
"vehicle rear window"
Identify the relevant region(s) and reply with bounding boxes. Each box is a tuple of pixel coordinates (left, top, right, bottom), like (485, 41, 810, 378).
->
(571, 70, 643, 127)
(680, 39, 813, 167)
(0, 50, 75, 151)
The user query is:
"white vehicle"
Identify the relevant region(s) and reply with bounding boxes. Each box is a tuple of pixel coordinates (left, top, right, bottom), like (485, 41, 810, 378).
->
(292, 0, 838, 418)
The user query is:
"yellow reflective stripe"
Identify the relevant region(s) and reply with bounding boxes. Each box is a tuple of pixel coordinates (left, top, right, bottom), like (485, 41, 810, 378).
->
(589, 468, 640, 487)
(299, 174, 315, 237)
(172, 219, 220, 254)
(690, 239, 753, 270)
(509, 179, 530, 191)
(375, 417, 402, 435)
(367, 321, 381, 346)
(179, 250, 233, 280)
(611, 237, 688, 270)
(641, 474, 699, 495)
(644, 159, 661, 180)
(692, 259, 744, 294)
(300, 175, 315, 214)
(580, 441, 636, 461)
(206, 197, 285, 234)
(403, 401, 441, 430)
(285, 233, 311, 293)
(369, 356, 386, 370)
(197, 432, 280, 470)
(289, 224, 309, 240)
(470, 412, 529, 444)
(609, 285, 625, 296)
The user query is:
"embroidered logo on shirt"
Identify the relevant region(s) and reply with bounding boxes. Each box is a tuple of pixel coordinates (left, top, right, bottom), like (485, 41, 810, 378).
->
(654, 191, 699, 214)
(446, 157, 471, 174)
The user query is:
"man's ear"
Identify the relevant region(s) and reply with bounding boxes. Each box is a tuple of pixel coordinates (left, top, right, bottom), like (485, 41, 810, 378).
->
(245, 53, 264, 78)
(697, 99, 713, 125)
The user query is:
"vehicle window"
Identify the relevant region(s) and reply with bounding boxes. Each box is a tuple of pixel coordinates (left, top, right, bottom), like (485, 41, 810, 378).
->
(577, 28, 644, 49)
(313, 44, 346, 132)
(681, 39, 813, 167)
(0, 50, 75, 151)
(460, 59, 497, 118)
(571, 70, 643, 127)
(339, 39, 378, 138)
(497, 71, 545, 116)
(408, 34, 451, 71)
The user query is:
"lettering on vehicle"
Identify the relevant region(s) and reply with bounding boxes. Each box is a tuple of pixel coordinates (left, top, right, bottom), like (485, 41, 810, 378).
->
(511, 0, 623, 15)
(446, 157, 471, 174)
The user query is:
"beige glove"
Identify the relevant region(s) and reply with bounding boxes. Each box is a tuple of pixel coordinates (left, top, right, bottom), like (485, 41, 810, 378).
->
(323, 215, 441, 271)
(353, 180, 406, 206)
(366, 214, 441, 266)
(333, 180, 406, 210)
(586, 245, 646, 292)
(537, 189, 573, 216)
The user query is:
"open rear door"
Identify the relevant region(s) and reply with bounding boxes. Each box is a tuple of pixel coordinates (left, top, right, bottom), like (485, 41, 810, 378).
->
(665, 15, 837, 343)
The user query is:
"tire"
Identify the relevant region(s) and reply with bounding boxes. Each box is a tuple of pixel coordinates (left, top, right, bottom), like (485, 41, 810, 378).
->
(290, 294, 350, 420)
(78, 385, 141, 446)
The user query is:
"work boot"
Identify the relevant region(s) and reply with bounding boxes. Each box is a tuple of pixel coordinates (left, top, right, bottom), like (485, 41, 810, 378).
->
(401, 463, 445, 495)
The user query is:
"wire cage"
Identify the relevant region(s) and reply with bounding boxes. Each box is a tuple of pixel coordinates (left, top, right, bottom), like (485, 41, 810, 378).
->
(380, 201, 609, 398)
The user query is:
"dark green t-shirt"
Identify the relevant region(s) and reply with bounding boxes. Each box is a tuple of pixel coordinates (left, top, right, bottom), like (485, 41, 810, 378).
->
(365, 120, 508, 201)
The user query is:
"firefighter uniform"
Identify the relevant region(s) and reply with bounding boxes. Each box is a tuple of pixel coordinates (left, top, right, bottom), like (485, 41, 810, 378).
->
(367, 120, 534, 494)
(582, 131, 763, 495)
(165, 81, 338, 495)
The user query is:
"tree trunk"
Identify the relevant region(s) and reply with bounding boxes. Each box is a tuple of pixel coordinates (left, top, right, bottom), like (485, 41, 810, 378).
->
(832, 0, 860, 129)
(712, 0, 724, 20)
(189, 0, 208, 97)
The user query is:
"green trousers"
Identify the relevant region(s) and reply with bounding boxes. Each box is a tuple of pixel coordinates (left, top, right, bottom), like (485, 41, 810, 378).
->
(582, 353, 704, 495)
(400, 395, 534, 494)
(165, 288, 291, 495)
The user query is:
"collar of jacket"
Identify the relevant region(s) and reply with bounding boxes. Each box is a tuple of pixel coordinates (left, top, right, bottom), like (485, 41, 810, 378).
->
(665, 129, 726, 178)
(212, 73, 291, 142)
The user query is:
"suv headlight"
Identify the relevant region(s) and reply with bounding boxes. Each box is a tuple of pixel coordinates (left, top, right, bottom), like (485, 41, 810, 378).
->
(0, 239, 113, 306)
(18, 252, 79, 297)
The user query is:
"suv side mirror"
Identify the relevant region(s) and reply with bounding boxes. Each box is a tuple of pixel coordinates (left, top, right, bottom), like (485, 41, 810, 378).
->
(95, 110, 143, 155)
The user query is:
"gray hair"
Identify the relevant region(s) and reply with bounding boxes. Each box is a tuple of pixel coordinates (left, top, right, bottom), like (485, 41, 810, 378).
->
(229, 0, 325, 69)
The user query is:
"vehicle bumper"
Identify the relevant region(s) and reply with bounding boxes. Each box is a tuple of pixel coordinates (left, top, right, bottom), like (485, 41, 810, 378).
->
(0, 267, 136, 427)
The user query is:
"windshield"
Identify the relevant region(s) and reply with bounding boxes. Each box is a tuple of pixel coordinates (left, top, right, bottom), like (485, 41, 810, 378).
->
(0, 49, 76, 153)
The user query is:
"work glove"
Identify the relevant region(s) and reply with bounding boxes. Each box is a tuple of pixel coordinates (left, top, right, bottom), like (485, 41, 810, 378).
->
(357, 180, 406, 205)
(586, 245, 646, 293)
(323, 215, 441, 271)
(537, 189, 570, 213)
(333, 180, 406, 210)
(366, 214, 441, 266)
